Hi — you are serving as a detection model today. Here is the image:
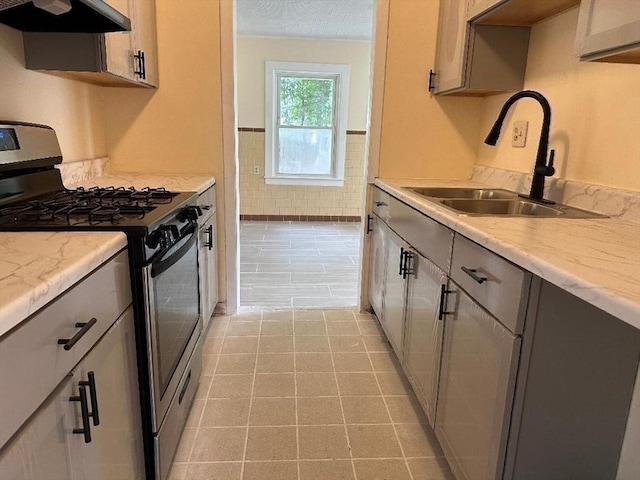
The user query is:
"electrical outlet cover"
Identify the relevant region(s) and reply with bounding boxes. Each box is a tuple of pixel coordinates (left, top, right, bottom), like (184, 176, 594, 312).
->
(253, 166, 260, 175)
(512, 121, 528, 148)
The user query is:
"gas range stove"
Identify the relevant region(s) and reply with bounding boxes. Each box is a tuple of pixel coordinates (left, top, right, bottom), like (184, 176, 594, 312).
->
(0, 183, 197, 236)
(1, 121, 205, 480)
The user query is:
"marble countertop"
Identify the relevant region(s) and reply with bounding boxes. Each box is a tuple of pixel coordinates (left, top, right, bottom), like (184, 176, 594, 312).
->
(0, 232, 128, 337)
(375, 178, 640, 330)
(65, 173, 215, 195)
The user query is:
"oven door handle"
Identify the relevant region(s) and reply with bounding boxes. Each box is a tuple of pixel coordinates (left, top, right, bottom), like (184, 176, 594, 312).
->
(149, 223, 198, 278)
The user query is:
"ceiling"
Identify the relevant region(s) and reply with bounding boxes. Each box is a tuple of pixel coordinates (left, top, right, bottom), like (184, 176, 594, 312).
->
(235, 0, 375, 42)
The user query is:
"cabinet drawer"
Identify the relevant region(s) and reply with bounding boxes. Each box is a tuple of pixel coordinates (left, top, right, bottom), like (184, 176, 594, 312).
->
(0, 250, 131, 448)
(197, 184, 216, 224)
(450, 235, 530, 334)
(373, 187, 453, 273)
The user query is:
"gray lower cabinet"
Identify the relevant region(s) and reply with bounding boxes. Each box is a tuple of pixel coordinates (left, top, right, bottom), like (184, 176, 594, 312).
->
(198, 212, 218, 331)
(0, 308, 144, 480)
(435, 287, 520, 480)
(367, 215, 386, 320)
(403, 251, 447, 426)
(197, 185, 218, 332)
(380, 225, 407, 357)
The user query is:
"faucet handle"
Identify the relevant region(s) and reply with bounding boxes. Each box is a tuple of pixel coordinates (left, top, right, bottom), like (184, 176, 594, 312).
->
(545, 149, 556, 177)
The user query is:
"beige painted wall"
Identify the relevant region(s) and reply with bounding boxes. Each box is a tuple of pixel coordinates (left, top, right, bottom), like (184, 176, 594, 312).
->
(236, 36, 371, 130)
(100, 1, 222, 176)
(477, 8, 640, 191)
(376, 0, 484, 180)
(0, 25, 106, 162)
(99, 0, 227, 301)
(240, 132, 366, 216)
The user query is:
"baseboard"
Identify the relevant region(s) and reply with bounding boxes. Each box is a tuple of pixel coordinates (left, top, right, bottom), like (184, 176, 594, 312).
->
(240, 214, 361, 223)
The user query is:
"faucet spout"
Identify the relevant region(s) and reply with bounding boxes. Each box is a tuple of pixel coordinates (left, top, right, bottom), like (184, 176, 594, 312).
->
(484, 90, 554, 202)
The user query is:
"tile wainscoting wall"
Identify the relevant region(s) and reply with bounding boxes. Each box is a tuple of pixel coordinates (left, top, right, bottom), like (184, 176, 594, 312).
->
(239, 129, 366, 220)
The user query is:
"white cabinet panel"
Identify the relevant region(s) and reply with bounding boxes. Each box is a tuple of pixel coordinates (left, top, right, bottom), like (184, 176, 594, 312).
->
(199, 213, 218, 331)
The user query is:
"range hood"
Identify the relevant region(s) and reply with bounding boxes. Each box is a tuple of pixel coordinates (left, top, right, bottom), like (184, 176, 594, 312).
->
(0, 0, 131, 33)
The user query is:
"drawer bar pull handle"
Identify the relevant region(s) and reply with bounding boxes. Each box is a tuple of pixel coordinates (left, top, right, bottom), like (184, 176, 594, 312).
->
(58, 318, 97, 350)
(438, 284, 454, 320)
(79, 371, 100, 426)
(461, 266, 487, 284)
(70, 385, 92, 443)
(205, 225, 214, 250)
(399, 247, 406, 276)
(374, 201, 387, 207)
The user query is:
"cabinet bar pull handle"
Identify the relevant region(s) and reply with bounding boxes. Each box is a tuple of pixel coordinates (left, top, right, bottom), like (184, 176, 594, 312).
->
(79, 371, 100, 426)
(366, 214, 373, 234)
(438, 284, 454, 320)
(374, 201, 387, 207)
(70, 386, 92, 443)
(428, 69, 436, 92)
(402, 251, 412, 279)
(58, 318, 97, 350)
(205, 225, 214, 250)
(461, 266, 487, 284)
(133, 50, 146, 80)
(399, 247, 406, 276)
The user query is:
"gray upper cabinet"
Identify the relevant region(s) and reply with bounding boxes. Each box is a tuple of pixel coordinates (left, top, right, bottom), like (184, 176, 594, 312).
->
(23, 0, 158, 88)
(467, 0, 580, 25)
(431, 0, 530, 96)
(575, 0, 640, 63)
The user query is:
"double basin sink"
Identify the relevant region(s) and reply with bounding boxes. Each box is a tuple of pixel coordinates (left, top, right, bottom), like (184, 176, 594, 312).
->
(404, 187, 605, 218)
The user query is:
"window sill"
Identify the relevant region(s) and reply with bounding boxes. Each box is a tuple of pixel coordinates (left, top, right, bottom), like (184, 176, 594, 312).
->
(264, 176, 345, 187)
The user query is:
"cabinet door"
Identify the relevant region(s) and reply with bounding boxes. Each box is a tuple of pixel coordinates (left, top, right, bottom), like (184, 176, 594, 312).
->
(69, 308, 145, 480)
(403, 251, 447, 427)
(131, 0, 159, 86)
(380, 225, 407, 357)
(433, 0, 471, 93)
(435, 287, 520, 480)
(103, 0, 135, 80)
(575, 0, 640, 62)
(368, 214, 386, 320)
(199, 213, 218, 331)
(0, 377, 76, 480)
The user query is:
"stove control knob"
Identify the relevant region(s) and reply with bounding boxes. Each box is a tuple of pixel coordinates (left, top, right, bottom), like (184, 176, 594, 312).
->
(178, 206, 202, 223)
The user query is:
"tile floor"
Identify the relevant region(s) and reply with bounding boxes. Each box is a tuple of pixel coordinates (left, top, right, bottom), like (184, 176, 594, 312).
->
(240, 222, 361, 308)
(169, 309, 454, 480)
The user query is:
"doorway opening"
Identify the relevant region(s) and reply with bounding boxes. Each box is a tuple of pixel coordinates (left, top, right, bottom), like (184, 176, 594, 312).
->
(233, 0, 375, 309)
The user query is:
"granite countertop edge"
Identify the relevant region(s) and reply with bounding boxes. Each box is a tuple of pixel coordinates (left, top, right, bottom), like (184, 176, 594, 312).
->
(0, 232, 128, 337)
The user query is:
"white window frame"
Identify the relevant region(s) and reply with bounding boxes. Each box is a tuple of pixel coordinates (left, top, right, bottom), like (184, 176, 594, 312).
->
(265, 61, 350, 187)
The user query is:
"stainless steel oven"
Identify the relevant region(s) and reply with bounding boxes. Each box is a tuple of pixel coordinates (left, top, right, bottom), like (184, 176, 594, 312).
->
(143, 221, 200, 426)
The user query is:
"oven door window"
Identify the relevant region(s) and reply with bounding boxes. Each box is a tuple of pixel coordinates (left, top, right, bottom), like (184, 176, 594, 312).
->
(151, 236, 199, 397)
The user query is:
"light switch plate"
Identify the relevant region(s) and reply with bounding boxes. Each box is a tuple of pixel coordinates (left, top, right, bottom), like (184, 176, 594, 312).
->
(512, 121, 528, 148)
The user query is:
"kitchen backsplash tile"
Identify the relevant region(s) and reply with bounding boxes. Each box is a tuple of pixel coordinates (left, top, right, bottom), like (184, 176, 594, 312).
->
(472, 166, 640, 223)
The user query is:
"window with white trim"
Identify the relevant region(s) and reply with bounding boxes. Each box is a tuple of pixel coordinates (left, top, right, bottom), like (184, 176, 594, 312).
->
(265, 61, 350, 186)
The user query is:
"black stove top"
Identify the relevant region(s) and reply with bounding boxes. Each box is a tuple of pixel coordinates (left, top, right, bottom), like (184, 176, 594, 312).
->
(0, 185, 197, 236)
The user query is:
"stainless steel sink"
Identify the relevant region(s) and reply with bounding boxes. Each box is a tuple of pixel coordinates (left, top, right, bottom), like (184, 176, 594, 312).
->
(438, 199, 606, 218)
(401, 186, 605, 218)
(406, 187, 517, 200)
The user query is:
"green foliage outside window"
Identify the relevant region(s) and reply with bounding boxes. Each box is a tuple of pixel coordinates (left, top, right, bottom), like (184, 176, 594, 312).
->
(279, 77, 334, 127)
